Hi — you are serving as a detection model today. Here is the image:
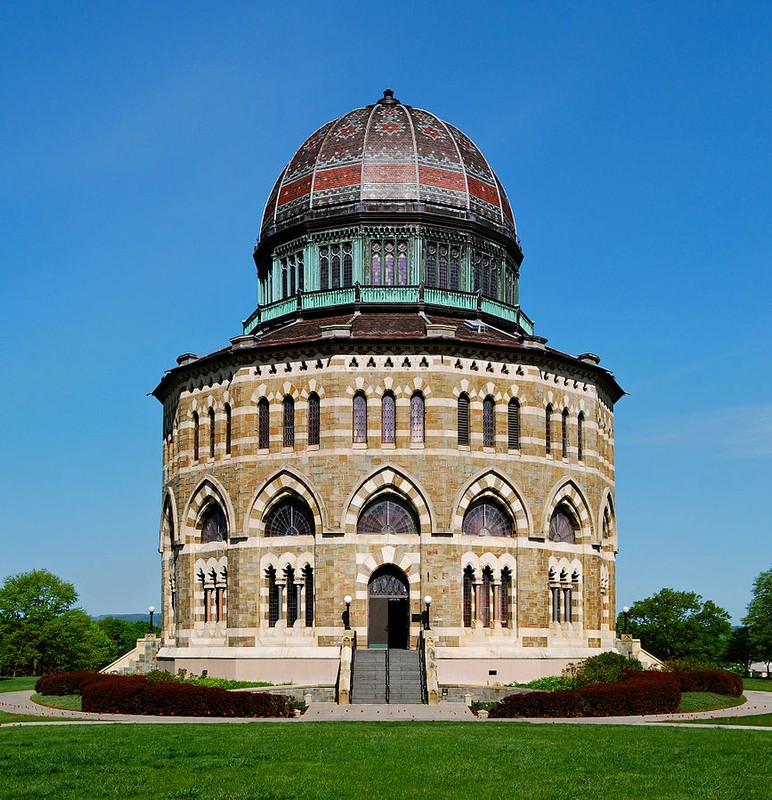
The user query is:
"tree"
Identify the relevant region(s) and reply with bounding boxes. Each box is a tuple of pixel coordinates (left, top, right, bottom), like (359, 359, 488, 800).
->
(743, 567, 772, 671)
(725, 625, 755, 676)
(618, 587, 731, 663)
(0, 569, 111, 675)
(97, 617, 155, 663)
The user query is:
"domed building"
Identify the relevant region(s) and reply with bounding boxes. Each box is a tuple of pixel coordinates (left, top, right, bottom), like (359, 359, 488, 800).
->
(153, 90, 623, 693)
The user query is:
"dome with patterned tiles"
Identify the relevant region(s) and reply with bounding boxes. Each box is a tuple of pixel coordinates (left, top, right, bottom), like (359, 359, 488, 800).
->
(260, 89, 517, 241)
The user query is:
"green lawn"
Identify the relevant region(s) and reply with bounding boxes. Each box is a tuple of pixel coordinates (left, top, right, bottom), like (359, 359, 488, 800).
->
(30, 693, 82, 711)
(678, 691, 746, 713)
(0, 723, 769, 799)
(0, 677, 38, 693)
(743, 678, 772, 692)
(684, 713, 772, 727)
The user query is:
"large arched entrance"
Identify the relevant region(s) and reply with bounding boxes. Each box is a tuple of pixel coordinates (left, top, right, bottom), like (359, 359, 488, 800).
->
(367, 565, 409, 649)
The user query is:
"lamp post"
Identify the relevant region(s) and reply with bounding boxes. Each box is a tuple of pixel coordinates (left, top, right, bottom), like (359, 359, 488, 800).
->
(148, 605, 155, 634)
(622, 605, 629, 635)
(423, 595, 432, 631)
(343, 595, 352, 630)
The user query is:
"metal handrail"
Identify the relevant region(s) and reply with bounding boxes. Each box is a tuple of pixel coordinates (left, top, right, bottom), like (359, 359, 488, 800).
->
(384, 646, 390, 705)
(418, 632, 428, 704)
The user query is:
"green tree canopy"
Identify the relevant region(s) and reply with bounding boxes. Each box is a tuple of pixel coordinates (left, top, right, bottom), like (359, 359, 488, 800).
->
(742, 567, 772, 667)
(0, 569, 111, 675)
(618, 587, 731, 662)
(725, 625, 755, 676)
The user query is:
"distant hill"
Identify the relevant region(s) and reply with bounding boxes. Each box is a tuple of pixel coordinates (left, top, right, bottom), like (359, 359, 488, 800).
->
(93, 614, 152, 622)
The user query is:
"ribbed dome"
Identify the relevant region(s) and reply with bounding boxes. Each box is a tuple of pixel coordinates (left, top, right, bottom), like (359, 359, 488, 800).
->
(261, 90, 516, 240)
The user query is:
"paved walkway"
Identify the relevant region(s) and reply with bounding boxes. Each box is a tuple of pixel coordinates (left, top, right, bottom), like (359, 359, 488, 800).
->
(1, 690, 771, 729)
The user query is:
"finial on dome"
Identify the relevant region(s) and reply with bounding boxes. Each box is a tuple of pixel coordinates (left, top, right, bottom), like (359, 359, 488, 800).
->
(379, 88, 398, 105)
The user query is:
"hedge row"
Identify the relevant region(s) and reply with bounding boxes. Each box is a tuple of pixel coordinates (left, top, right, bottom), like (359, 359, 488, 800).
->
(668, 670, 743, 697)
(489, 669, 742, 719)
(35, 671, 102, 696)
(35, 672, 293, 717)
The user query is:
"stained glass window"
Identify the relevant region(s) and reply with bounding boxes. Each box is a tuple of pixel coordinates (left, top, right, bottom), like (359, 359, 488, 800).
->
(562, 408, 569, 458)
(410, 392, 424, 443)
(297, 252, 304, 292)
(483, 396, 495, 447)
(480, 567, 493, 627)
(283, 396, 295, 448)
(320, 246, 329, 290)
(577, 412, 584, 461)
(308, 393, 320, 447)
(457, 393, 470, 447)
(258, 398, 269, 450)
(331, 244, 341, 289)
(508, 398, 520, 450)
(285, 566, 297, 626)
(481, 255, 490, 297)
(450, 247, 460, 290)
(225, 404, 232, 455)
(473, 252, 481, 292)
(462, 499, 513, 537)
(371, 242, 382, 285)
(427, 244, 437, 287)
(384, 241, 394, 285)
(343, 243, 352, 287)
(289, 255, 296, 295)
(209, 408, 215, 458)
(265, 498, 315, 537)
(281, 258, 288, 298)
(381, 392, 396, 444)
(397, 241, 408, 285)
(201, 504, 227, 543)
(489, 262, 498, 299)
(357, 497, 419, 535)
(438, 245, 448, 288)
(193, 411, 199, 461)
(353, 392, 367, 443)
(549, 508, 577, 544)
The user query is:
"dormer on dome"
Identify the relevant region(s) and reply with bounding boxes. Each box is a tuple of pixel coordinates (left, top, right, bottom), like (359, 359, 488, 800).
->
(246, 91, 532, 337)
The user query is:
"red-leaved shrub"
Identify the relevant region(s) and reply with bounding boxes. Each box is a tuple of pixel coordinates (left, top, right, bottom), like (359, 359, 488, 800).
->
(80, 676, 293, 717)
(35, 671, 103, 696)
(669, 670, 743, 697)
(489, 672, 681, 718)
(35, 671, 293, 717)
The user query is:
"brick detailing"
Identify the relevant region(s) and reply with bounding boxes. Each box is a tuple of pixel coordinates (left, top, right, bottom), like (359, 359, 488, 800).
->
(184, 477, 234, 544)
(544, 480, 593, 541)
(249, 469, 326, 536)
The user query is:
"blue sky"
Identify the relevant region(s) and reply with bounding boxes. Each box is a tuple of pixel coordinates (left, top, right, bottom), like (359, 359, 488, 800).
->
(1, 1, 769, 621)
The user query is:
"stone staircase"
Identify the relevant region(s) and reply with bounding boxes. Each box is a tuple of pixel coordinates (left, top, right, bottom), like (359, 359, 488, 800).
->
(388, 650, 424, 704)
(351, 649, 424, 704)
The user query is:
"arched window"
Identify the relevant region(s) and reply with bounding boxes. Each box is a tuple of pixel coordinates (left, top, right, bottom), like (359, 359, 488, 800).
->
(281, 258, 288, 298)
(266, 566, 279, 627)
(357, 496, 419, 535)
(457, 393, 470, 447)
(450, 246, 460, 291)
(397, 241, 408, 285)
(508, 398, 520, 450)
(353, 392, 367, 444)
(410, 392, 424, 443)
(545, 404, 553, 455)
(265, 498, 315, 537)
(303, 564, 314, 627)
(480, 567, 493, 627)
(562, 408, 569, 459)
(463, 566, 474, 627)
(483, 395, 496, 448)
(200, 503, 227, 544)
(577, 412, 584, 461)
(331, 244, 341, 289)
(308, 393, 320, 447)
(549, 507, 578, 544)
(438, 244, 448, 288)
(319, 246, 329, 290)
(427, 244, 437, 287)
(500, 567, 511, 628)
(462, 499, 513, 537)
(371, 242, 382, 285)
(343, 243, 353, 287)
(285, 566, 298, 626)
(209, 408, 216, 459)
(224, 404, 232, 455)
(381, 392, 396, 444)
(258, 398, 269, 450)
(283, 395, 295, 448)
(192, 412, 200, 461)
